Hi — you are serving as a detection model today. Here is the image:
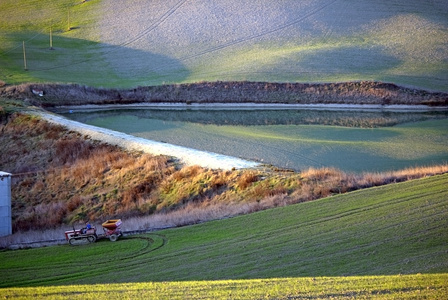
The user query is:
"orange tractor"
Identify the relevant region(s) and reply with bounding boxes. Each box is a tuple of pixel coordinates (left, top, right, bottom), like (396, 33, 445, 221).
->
(65, 219, 123, 245)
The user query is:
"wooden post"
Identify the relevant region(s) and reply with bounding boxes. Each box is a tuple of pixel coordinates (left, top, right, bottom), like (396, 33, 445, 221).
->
(50, 26, 54, 50)
(22, 41, 28, 71)
(67, 10, 71, 31)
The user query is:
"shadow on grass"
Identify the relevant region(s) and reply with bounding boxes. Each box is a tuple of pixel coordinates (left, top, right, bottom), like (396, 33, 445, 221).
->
(1, 32, 190, 87)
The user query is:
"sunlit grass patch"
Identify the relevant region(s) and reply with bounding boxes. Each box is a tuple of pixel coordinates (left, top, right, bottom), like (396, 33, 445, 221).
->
(2, 1, 447, 90)
(1, 274, 447, 299)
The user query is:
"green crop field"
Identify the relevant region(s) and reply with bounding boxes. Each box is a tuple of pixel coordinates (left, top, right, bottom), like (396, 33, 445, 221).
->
(1, 0, 447, 91)
(1, 174, 447, 298)
(2, 1, 448, 298)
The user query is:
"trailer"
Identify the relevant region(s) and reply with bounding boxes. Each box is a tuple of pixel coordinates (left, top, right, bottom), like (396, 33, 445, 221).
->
(65, 219, 122, 245)
(102, 219, 122, 241)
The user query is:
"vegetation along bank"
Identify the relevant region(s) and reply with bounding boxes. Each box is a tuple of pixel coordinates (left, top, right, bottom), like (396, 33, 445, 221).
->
(1, 81, 447, 108)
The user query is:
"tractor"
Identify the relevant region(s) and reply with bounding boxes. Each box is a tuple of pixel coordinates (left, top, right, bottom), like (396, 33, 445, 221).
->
(65, 219, 123, 245)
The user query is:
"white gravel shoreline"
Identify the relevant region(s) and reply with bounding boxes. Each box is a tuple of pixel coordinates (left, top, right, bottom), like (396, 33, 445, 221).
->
(32, 111, 260, 170)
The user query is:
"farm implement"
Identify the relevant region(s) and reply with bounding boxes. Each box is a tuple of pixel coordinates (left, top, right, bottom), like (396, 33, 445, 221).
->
(65, 219, 123, 246)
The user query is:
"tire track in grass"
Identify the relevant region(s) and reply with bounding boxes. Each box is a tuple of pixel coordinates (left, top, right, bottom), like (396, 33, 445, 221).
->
(263, 185, 447, 241)
(181, 0, 339, 61)
(75, 191, 447, 279)
(236, 181, 448, 275)
(134, 181, 447, 274)
(100, 0, 189, 51)
(145, 194, 447, 278)
(150, 0, 339, 73)
(1, 234, 168, 287)
(226, 177, 447, 249)
(27, 0, 189, 72)
(69, 234, 170, 283)
(59, 234, 169, 285)
(5, 236, 153, 271)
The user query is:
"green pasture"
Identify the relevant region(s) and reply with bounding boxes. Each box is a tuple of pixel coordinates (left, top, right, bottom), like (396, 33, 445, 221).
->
(70, 112, 448, 172)
(1, 0, 447, 91)
(0, 0, 112, 85)
(1, 174, 447, 298)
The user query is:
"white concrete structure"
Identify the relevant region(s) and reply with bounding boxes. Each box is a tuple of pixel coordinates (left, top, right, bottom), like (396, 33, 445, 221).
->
(0, 172, 12, 236)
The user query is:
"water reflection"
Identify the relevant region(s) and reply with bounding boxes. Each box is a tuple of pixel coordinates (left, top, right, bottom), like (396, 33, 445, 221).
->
(61, 108, 448, 173)
(62, 107, 448, 128)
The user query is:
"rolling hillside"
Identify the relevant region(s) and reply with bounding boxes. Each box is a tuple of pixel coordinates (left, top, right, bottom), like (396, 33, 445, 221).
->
(1, 2, 447, 297)
(1, 0, 447, 91)
(0, 173, 447, 298)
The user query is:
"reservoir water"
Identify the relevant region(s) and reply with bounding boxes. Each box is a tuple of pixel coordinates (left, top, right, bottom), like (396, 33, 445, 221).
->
(61, 107, 448, 173)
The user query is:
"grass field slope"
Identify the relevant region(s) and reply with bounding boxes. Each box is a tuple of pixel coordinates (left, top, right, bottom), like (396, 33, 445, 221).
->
(1, 173, 447, 298)
(1, 0, 447, 91)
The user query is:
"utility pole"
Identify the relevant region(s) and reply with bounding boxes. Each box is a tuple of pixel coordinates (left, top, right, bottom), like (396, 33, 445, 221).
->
(49, 26, 54, 50)
(22, 41, 28, 71)
(67, 9, 71, 31)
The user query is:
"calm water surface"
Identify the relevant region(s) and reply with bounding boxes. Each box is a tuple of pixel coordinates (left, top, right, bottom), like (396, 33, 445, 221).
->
(62, 108, 448, 173)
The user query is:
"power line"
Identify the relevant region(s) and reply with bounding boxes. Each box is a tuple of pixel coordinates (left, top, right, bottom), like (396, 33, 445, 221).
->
(7, 0, 189, 73)
(149, 0, 340, 73)
(2, 31, 45, 55)
(2, 0, 342, 80)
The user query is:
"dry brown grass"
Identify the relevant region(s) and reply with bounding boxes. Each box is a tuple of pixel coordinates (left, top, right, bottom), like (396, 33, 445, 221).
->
(236, 171, 259, 190)
(301, 167, 343, 181)
(1, 112, 447, 237)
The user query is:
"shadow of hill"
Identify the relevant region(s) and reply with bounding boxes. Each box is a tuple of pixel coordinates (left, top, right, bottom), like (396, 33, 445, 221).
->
(0, 32, 190, 87)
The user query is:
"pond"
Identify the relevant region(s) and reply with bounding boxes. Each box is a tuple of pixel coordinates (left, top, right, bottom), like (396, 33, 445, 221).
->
(61, 106, 448, 173)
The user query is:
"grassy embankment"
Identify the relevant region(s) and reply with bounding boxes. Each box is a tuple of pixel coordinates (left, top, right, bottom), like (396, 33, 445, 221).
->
(1, 1, 447, 91)
(1, 173, 447, 298)
(1, 81, 447, 107)
(1, 111, 447, 235)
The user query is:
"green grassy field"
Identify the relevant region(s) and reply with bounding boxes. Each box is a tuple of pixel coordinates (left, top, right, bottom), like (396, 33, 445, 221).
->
(1, 173, 447, 298)
(2, 1, 448, 298)
(0, 0, 112, 85)
(1, 0, 447, 91)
